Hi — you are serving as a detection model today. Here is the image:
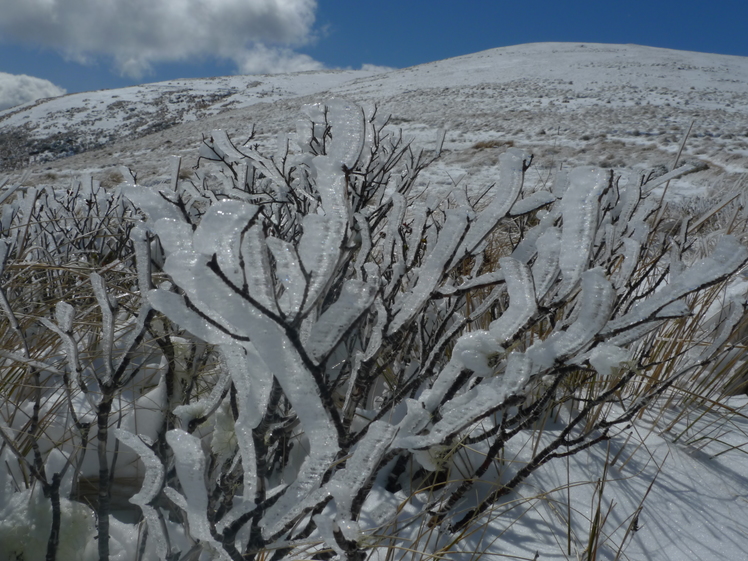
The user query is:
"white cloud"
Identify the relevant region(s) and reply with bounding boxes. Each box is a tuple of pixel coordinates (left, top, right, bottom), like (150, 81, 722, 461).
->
(359, 64, 395, 74)
(0, 72, 66, 111)
(234, 44, 323, 75)
(0, 0, 320, 78)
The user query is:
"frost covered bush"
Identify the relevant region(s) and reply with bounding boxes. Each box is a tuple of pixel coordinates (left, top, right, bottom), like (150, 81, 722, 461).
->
(1, 98, 748, 561)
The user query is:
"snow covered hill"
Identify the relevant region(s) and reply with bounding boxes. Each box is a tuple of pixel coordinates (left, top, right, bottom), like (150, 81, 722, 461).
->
(3, 42, 748, 202)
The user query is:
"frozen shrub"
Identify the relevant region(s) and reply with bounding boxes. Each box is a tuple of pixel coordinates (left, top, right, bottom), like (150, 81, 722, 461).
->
(0, 99, 747, 561)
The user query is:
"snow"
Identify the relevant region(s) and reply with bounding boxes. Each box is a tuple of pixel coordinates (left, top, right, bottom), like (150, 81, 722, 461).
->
(2, 42, 748, 561)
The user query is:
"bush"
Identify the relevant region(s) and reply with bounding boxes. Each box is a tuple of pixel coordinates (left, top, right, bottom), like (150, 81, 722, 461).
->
(0, 99, 747, 561)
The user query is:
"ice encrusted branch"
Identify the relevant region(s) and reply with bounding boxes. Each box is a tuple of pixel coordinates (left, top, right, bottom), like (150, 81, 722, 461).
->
(114, 99, 748, 560)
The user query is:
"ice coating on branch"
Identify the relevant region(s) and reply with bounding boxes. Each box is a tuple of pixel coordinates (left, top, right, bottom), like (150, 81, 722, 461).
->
(266, 236, 306, 317)
(193, 200, 259, 289)
(173, 369, 231, 427)
(161, 248, 265, 343)
(405, 201, 428, 269)
(396, 372, 511, 451)
(509, 191, 556, 216)
(152, 219, 193, 256)
(531, 227, 561, 301)
(222, 345, 265, 502)
(165, 430, 225, 556)
(452, 331, 497, 377)
(452, 149, 526, 263)
(389, 208, 471, 335)
(325, 98, 366, 169)
(45, 449, 74, 499)
(527, 268, 615, 369)
(612, 237, 640, 290)
(131, 223, 154, 292)
(114, 429, 164, 506)
(438, 271, 505, 296)
(124, 184, 186, 224)
(327, 421, 397, 536)
(147, 288, 233, 345)
(604, 236, 748, 336)
(298, 212, 343, 312)
(504, 351, 531, 391)
(297, 100, 362, 313)
(555, 167, 608, 302)
(55, 301, 75, 333)
(242, 224, 278, 314)
(382, 192, 407, 297)
(246, 329, 339, 539)
(223, 344, 272, 430)
(139, 188, 341, 539)
(90, 272, 115, 384)
(304, 272, 379, 364)
(351, 213, 373, 280)
(259, 379, 339, 536)
(612, 171, 640, 229)
(489, 257, 537, 343)
(206, 129, 249, 163)
(587, 343, 631, 377)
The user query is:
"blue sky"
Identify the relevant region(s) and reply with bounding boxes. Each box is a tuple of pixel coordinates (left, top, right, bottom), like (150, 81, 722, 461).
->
(0, 0, 746, 109)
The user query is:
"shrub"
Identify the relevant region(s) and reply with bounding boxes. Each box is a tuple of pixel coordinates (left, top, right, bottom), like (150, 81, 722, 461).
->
(0, 99, 746, 561)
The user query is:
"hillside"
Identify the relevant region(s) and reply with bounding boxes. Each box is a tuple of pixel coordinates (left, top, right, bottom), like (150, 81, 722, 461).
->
(2, 42, 748, 202)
